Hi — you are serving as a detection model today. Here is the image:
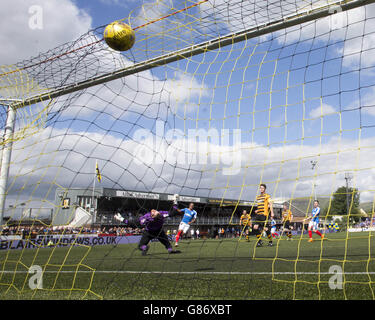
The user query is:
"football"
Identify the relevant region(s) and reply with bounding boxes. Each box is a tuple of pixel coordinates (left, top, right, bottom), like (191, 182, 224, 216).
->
(103, 21, 135, 51)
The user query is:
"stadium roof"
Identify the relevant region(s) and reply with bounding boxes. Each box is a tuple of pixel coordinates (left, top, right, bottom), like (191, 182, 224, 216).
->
(55, 187, 284, 208)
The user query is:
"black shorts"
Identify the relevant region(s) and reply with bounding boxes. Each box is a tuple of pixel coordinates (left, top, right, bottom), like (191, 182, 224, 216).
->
(139, 229, 171, 250)
(283, 221, 291, 229)
(253, 214, 268, 229)
(240, 225, 249, 234)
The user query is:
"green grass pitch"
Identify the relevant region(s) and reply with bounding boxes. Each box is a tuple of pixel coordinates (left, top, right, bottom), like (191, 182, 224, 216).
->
(0, 232, 374, 300)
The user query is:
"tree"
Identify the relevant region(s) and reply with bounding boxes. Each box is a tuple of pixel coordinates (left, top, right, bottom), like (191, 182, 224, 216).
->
(328, 186, 360, 223)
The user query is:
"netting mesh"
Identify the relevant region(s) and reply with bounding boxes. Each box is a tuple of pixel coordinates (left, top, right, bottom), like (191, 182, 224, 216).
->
(0, 0, 375, 300)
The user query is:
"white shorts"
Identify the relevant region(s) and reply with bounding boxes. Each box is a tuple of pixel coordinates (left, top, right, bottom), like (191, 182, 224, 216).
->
(271, 227, 277, 234)
(308, 220, 319, 231)
(178, 221, 190, 233)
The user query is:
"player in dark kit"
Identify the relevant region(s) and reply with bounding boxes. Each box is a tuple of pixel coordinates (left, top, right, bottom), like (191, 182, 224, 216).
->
(281, 203, 293, 240)
(115, 207, 180, 255)
(138, 209, 180, 255)
(239, 209, 251, 241)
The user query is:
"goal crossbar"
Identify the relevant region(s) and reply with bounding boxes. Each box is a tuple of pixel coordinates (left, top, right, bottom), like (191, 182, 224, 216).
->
(12, 0, 375, 110)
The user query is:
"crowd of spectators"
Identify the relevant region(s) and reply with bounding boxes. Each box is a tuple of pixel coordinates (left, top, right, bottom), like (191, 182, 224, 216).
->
(99, 226, 142, 236)
(353, 218, 374, 229)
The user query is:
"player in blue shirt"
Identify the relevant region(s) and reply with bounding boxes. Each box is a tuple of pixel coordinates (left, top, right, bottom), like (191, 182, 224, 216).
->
(174, 202, 197, 247)
(270, 218, 279, 239)
(306, 200, 324, 242)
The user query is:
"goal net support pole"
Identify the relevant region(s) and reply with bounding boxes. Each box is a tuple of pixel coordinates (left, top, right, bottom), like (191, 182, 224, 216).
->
(0, 100, 19, 226)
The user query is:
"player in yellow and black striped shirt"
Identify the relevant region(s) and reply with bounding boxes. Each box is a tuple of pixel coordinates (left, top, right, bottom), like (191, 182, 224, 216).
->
(239, 209, 251, 241)
(281, 203, 293, 240)
(253, 184, 274, 247)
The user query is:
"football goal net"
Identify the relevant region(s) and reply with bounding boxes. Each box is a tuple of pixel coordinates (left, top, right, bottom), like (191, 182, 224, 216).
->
(0, 0, 374, 300)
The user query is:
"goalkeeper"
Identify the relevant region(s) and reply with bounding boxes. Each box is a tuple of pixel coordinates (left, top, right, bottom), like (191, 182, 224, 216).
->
(114, 206, 180, 256)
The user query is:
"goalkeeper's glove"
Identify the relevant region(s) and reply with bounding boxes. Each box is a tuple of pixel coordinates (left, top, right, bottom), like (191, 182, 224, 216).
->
(114, 213, 124, 222)
(173, 194, 179, 205)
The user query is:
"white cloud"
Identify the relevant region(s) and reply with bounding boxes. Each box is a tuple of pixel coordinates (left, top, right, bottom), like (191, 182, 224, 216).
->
(198, 1, 375, 73)
(46, 51, 210, 120)
(0, 0, 94, 101)
(353, 86, 375, 117)
(6, 124, 375, 214)
(131, 0, 173, 33)
(0, 0, 92, 66)
(273, 2, 375, 73)
(198, 0, 346, 35)
(272, 1, 348, 45)
(309, 103, 336, 119)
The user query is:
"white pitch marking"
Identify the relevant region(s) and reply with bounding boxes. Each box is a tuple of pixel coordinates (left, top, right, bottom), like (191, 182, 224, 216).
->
(1, 271, 374, 275)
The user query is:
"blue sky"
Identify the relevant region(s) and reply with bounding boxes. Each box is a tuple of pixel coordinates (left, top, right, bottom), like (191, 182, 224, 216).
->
(77, 0, 137, 26)
(69, 0, 375, 140)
